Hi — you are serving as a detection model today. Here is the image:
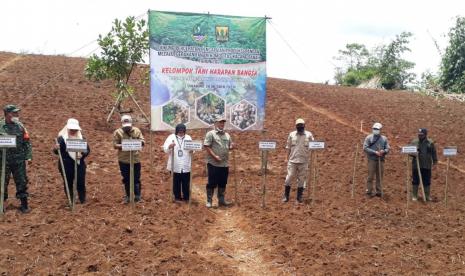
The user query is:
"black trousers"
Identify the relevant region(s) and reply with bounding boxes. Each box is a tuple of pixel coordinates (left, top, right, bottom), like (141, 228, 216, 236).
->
(58, 160, 86, 202)
(207, 163, 229, 189)
(412, 168, 432, 187)
(173, 172, 190, 200)
(119, 162, 141, 197)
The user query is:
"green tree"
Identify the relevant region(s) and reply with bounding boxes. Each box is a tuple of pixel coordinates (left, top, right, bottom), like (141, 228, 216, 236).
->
(377, 32, 416, 90)
(334, 32, 416, 90)
(85, 16, 149, 121)
(439, 16, 465, 93)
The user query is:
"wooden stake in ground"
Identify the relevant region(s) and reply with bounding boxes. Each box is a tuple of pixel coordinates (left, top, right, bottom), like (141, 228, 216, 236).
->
(233, 150, 239, 206)
(129, 149, 135, 207)
(55, 138, 72, 208)
(444, 157, 451, 207)
(170, 141, 175, 202)
(261, 150, 268, 208)
(312, 153, 318, 205)
(405, 155, 410, 216)
(306, 151, 313, 200)
(415, 155, 427, 202)
(189, 151, 194, 207)
(0, 149, 6, 216)
(72, 154, 78, 210)
(351, 143, 359, 199)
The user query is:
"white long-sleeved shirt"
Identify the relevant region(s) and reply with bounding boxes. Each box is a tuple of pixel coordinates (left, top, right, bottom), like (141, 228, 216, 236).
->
(163, 133, 192, 173)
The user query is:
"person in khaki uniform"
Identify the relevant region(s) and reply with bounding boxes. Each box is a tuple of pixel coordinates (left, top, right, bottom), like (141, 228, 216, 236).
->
(203, 115, 234, 208)
(363, 122, 390, 197)
(113, 115, 145, 203)
(283, 118, 314, 203)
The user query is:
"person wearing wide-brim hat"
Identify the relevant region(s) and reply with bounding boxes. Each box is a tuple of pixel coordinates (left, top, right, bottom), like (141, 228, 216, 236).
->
(203, 115, 234, 208)
(410, 128, 438, 201)
(0, 104, 32, 213)
(283, 118, 314, 203)
(53, 118, 90, 204)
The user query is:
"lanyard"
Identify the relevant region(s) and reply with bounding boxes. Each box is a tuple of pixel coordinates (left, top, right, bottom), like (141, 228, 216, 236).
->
(175, 135, 185, 150)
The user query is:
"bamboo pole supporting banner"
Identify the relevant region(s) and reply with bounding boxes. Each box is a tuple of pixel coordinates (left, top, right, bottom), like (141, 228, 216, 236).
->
(56, 139, 72, 208)
(0, 149, 6, 215)
(444, 157, 451, 207)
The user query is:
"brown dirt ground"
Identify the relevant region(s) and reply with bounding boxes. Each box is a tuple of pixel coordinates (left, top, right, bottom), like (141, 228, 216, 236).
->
(1, 52, 465, 275)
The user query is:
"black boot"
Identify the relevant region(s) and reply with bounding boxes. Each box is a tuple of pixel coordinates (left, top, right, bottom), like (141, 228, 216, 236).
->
(296, 187, 304, 203)
(20, 197, 30, 213)
(218, 187, 231, 207)
(206, 187, 214, 208)
(282, 186, 291, 202)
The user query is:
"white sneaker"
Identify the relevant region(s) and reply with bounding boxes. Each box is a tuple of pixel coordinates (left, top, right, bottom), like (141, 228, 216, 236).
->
(412, 197, 418, 201)
(206, 201, 212, 208)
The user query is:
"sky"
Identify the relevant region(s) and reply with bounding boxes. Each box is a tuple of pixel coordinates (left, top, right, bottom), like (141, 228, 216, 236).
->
(1, 0, 463, 83)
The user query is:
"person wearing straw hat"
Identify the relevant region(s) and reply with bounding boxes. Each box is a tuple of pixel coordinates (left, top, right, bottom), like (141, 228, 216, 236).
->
(163, 123, 192, 202)
(203, 115, 234, 208)
(53, 118, 90, 204)
(283, 118, 314, 203)
(410, 128, 437, 201)
(113, 114, 145, 203)
(0, 104, 32, 213)
(363, 122, 390, 197)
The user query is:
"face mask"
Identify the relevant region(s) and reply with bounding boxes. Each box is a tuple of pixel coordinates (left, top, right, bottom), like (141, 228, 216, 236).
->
(11, 117, 19, 123)
(296, 126, 305, 132)
(418, 134, 426, 140)
(122, 126, 132, 133)
(372, 129, 380, 135)
(215, 127, 224, 133)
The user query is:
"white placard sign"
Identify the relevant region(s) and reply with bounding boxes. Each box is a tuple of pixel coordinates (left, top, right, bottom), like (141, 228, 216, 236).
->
(259, 141, 277, 150)
(66, 139, 88, 152)
(0, 135, 16, 148)
(122, 139, 143, 151)
(443, 146, 457, 157)
(401, 146, 418, 154)
(183, 140, 203, 151)
(309, 141, 325, 150)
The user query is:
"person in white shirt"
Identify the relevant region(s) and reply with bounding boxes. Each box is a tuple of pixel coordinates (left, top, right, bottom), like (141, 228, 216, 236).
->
(163, 124, 192, 201)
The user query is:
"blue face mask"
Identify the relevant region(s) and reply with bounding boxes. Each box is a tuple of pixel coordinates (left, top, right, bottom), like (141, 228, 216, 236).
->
(372, 129, 380, 135)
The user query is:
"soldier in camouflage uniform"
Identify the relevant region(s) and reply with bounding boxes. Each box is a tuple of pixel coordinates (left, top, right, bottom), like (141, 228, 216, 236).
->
(0, 104, 32, 213)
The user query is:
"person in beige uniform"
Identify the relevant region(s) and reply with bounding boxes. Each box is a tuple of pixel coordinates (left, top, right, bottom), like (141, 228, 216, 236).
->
(283, 118, 314, 203)
(203, 115, 234, 208)
(113, 115, 145, 203)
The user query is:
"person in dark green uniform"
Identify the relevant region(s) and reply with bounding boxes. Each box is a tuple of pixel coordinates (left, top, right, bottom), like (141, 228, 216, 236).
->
(411, 128, 438, 201)
(0, 104, 32, 213)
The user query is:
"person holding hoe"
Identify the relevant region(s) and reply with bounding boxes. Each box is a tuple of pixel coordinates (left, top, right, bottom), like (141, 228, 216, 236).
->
(363, 122, 390, 197)
(163, 123, 192, 202)
(203, 115, 234, 208)
(283, 118, 314, 203)
(53, 118, 90, 204)
(113, 115, 145, 203)
(410, 128, 437, 201)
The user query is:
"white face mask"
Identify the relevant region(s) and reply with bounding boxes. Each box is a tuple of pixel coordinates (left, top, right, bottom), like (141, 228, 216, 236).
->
(372, 129, 380, 135)
(11, 117, 20, 123)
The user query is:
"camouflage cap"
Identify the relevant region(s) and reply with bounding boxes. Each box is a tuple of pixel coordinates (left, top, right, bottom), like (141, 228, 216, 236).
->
(3, 104, 20, 113)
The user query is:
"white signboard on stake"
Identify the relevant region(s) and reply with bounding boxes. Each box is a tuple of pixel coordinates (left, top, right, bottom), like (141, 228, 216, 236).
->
(183, 140, 203, 151)
(259, 141, 277, 150)
(309, 141, 325, 150)
(0, 135, 16, 148)
(401, 146, 418, 154)
(122, 139, 143, 152)
(443, 146, 457, 157)
(66, 139, 88, 152)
